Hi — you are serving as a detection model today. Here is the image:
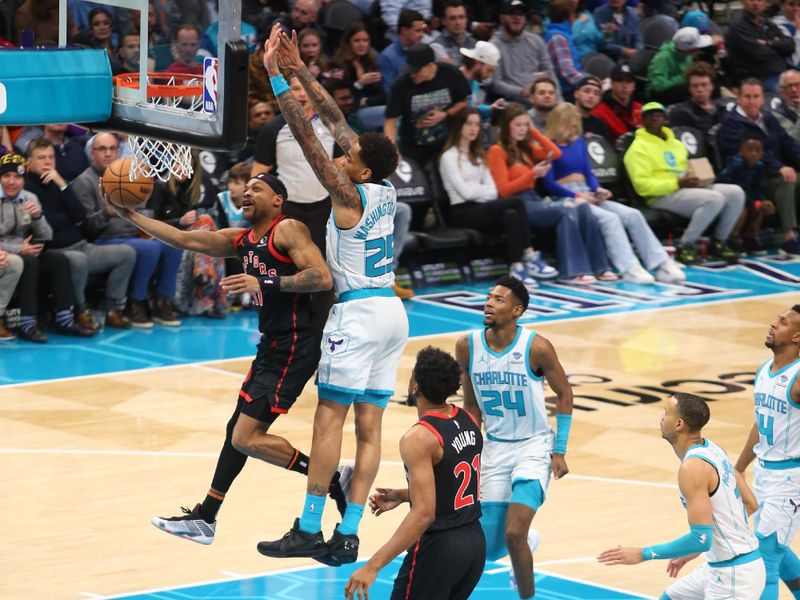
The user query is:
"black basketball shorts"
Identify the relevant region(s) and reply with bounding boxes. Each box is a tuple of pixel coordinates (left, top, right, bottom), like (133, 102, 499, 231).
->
(390, 520, 486, 600)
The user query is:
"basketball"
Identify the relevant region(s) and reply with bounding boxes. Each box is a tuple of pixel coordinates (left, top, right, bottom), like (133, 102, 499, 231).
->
(102, 157, 154, 209)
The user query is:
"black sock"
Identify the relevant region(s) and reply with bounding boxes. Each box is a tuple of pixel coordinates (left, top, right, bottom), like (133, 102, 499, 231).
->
(286, 449, 309, 475)
(200, 490, 224, 522)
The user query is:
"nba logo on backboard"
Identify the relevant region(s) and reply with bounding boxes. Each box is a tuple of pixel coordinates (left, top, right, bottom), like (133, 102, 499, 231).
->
(203, 57, 218, 114)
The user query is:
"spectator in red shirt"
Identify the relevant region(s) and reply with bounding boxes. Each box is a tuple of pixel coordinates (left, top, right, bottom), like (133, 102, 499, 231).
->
(590, 63, 641, 143)
(165, 24, 203, 76)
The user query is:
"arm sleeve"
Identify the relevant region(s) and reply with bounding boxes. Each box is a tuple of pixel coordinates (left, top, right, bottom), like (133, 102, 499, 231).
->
(769, 25, 796, 57)
(72, 175, 111, 238)
(385, 79, 405, 118)
(439, 150, 476, 202)
(727, 20, 787, 63)
(487, 145, 534, 197)
(623, 144, 680, 198)
(641, 525, 713, 560)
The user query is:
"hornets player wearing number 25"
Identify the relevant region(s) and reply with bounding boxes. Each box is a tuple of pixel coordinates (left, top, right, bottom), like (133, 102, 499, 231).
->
(598, 393, 765, 600)
(455, 275, 574, 600)
(258, 25, 408, 566)
(735, 305, 800, 600)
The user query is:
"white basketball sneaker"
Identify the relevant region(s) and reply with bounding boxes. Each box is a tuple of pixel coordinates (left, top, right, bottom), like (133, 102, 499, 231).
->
(151, 503, 216, 545)
(510, 529, 541, 590)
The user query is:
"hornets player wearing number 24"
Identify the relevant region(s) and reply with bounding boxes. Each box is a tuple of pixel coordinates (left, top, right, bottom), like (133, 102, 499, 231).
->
(455, 275, 574, 600)
(598, 393, 765, 600)
(257, 25, 408, 567)
(735, 305, 800, 600)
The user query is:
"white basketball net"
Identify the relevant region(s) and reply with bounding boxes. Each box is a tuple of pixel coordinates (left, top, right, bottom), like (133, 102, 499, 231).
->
(114, 73, 204, 182)
(129, 136, 193, 182)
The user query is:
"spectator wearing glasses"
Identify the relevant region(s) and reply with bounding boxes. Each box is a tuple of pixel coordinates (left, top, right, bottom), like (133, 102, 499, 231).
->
(72, 133, 183, 328)
(772, 69, 800, 141)
(165, 24, 203, 76)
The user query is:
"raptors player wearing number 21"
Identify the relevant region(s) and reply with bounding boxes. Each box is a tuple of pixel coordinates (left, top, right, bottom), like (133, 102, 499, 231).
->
(456, 275, 574, 600)
(257, 25, 408, 566)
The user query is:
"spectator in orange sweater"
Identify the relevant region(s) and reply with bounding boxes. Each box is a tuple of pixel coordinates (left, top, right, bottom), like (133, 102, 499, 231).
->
(487, 103, 613, 284)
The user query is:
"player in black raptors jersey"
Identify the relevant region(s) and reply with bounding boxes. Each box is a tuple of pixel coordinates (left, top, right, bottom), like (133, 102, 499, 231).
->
(345, 347, 485, 600)
(108, 173, 348, 545)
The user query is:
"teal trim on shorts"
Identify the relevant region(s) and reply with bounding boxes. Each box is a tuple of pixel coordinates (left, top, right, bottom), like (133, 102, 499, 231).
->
(708, 548, 761, 568)
(338, 288, 395, 302)
(318, 383, 363, 406)
(758, 457, 800, 470)
(356, 392, 391, 410)
(510, 479, 544, 510)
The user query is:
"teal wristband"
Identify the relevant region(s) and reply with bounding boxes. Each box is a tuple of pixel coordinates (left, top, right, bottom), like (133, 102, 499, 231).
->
(270, 74, 289, 97)
(554, 413, 571, 455)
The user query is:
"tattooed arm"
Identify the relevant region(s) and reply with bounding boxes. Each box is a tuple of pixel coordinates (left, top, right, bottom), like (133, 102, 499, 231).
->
(277, 31, 358, 155)
(274, 218, 332, 292)
(262, 29, 362, 217)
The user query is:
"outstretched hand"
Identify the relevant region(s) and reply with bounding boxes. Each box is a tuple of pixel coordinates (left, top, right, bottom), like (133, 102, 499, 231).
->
(277, 30, 304, 72)
(262, 24, 283, 76)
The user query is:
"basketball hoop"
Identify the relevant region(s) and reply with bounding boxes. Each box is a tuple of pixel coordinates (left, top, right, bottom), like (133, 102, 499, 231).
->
(113, 72, 203, 182)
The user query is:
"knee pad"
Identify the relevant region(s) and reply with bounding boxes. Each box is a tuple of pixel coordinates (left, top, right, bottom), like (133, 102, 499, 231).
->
(480, 503, 509, 561)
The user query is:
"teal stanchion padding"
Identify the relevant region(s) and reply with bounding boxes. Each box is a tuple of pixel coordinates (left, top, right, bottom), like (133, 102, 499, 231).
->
(0, 49, 112, 125)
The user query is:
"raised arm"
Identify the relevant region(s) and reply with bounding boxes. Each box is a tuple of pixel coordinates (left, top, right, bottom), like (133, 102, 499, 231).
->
(110, 202, 241, 257)
(277, 31, 359, 155)
(262, 27, 361, 211)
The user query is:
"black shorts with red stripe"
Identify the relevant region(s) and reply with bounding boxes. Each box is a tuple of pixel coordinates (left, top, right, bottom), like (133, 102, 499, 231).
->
(390, 520, 486, 600)
(238, 331, 318, 423)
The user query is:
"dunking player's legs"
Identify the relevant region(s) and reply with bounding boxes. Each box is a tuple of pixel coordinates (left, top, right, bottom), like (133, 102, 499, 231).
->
(336, 403, 383, 536)
(300, 399, 349, 533)
(506, 503, 537, 599)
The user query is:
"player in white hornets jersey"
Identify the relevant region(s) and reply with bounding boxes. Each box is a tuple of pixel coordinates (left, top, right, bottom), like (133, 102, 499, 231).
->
(599, 393, 765, 600)
(456, 276, 574, 599)
(735, 306, 800, 600)
(258, 26, 408, 566)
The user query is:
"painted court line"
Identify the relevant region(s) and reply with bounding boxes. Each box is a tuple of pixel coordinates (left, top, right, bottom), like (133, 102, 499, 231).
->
(93, 560, 651, 600)
(1, 289, 796, 388)
(0, 446, 676, 491)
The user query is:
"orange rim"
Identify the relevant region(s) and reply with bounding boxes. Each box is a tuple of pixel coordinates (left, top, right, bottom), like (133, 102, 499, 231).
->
(113, 72, 203, 98)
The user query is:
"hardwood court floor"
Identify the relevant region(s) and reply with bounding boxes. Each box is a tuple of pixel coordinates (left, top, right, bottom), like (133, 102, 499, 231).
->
(2, 292, 797, 599)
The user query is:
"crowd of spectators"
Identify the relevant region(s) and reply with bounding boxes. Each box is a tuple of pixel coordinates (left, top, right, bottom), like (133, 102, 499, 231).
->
(2, 0, 800, 342)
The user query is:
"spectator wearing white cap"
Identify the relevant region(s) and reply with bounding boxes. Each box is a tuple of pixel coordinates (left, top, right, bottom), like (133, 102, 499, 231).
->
(429, 0, 477, 66)
(726, 0, 795, 92)
(646, 27, 713, 105)
(459, 41, 506, 120)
